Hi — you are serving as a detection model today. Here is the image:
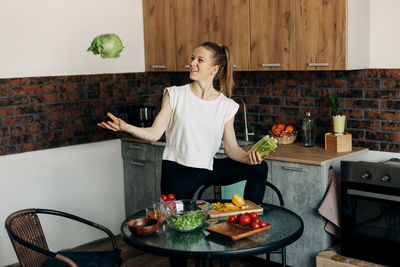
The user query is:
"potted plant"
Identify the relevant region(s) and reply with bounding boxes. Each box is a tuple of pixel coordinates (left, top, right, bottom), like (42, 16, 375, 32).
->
(328, 94, 346, 135)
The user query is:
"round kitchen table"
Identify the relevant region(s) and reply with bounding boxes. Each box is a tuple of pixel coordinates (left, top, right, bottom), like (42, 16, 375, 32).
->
(121, 201, 303, 267)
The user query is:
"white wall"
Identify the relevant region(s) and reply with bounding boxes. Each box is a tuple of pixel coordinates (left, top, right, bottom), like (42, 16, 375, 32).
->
(0, 140, 125, 266)
(0, 0, 145, 78)
(369, 0, 400, 68)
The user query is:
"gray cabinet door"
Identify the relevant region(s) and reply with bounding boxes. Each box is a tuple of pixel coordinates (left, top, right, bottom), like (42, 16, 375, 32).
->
(122, 142, 154, 161)
(123, 158, 156, 217)
(122, 141, 157, 217)
(154, 145, 164, 198)
(270, 160, 329, 267)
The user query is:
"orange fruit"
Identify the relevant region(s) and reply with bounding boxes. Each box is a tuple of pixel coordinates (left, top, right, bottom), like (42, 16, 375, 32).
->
(285, 125, 294, 133)
(273, 130, 281, 136)
(271, 125, 277, 131)
(276, 123, 286, 131)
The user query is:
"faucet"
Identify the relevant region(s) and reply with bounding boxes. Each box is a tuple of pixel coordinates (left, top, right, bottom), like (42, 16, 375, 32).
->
(232, 97, 251, 142)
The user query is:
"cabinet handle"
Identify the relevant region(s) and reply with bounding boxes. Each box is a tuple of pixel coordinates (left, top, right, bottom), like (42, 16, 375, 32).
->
(129, 160, 145, 166)
(184, 65, 190, 69)
(307, 62, 329, 67)
(281, 166, 304, 172)
(151, 65, 166, 69)
(233, 64, 240, 68)
(129, 144, 144, 150)
(261, 63, 281, 67)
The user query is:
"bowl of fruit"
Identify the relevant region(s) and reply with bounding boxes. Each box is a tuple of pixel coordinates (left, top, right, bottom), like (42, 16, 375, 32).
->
(269, 123, 297, 145)
(160, 198, 213, 232)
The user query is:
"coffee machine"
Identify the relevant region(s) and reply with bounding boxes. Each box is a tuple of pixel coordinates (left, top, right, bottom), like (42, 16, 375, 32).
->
(129, 106, 155, 127)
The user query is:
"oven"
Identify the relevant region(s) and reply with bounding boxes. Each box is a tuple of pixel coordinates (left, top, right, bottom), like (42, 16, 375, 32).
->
(341, 159, 400, 266)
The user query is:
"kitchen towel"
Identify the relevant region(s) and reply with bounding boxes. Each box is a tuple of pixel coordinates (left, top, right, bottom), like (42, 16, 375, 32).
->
(318, 167, 341, 237)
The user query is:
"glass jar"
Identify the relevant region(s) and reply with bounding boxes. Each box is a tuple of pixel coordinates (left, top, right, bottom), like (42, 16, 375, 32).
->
(302, 112, 315, 147)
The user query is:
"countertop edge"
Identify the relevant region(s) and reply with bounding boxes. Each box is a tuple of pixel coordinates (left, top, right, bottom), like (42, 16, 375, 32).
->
(121, 138, 369, 166)
(265, 147, 369, 166)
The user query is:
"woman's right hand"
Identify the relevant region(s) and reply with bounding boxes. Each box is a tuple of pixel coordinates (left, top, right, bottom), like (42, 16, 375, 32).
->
(97, 112, 128, 132)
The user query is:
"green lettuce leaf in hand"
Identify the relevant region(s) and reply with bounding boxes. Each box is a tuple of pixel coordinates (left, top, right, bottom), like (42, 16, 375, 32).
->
(249, 135, 277, 157)
(87, 33, 123, 58)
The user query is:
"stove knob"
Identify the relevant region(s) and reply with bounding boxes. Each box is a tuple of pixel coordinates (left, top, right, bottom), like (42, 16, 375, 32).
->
(361, 171, 371, 179)
(381, 174, 391, 183)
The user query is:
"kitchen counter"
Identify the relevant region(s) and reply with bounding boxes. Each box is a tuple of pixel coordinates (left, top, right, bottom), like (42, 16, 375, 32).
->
(121, 137, 368, 166)
(260, 142, 367, 166)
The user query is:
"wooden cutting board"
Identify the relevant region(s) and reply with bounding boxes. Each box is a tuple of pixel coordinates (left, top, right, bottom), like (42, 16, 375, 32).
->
(208, 200, 263, 218)
(205, 221, 271, 240)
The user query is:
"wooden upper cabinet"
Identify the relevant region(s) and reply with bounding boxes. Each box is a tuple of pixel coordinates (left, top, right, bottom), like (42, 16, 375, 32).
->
(176, 0, 250, 71)
(142, 0, 177, 71)
(295, 0, 346, 70)
(175, 0, 213, 71)
(212, 0, 250, 71)
(250, 0, 295, 70)
(142, 0, 365, 71)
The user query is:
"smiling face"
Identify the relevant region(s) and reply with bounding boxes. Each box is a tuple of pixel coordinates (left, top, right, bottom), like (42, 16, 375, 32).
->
(189, 46, 218, 82)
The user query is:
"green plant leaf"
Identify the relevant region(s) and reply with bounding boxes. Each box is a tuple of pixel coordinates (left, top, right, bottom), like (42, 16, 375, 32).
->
(328, 94, 341, 116)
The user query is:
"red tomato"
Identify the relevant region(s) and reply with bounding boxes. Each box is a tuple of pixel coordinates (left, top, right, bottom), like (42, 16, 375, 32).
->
(236, 214, 242, 221)
(251, 222, 260, 229)
(167, 194, 175, 201)
(252, 218, 260, 224)
(239, 215, 251, 225)
(250, 212, 258, 219)
(244, 212, 250, 217)
(260, 221, 268, 228)
(228, 215, 236, 223)
(161, 195, 168, 201)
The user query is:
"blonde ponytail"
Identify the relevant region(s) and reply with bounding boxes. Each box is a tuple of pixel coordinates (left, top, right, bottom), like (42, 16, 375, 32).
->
(219, 45, 234, 98)
(199, 42, 234, 98)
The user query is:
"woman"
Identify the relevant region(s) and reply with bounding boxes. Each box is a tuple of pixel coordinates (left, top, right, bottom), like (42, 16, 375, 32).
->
(98, 41, 268, 203)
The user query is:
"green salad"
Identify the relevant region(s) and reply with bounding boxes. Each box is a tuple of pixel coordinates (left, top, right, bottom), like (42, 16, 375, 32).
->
(171, 211, 204, 231)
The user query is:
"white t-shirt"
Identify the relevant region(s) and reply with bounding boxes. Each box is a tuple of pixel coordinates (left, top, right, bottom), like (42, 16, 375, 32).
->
(162, 84, 239, 170)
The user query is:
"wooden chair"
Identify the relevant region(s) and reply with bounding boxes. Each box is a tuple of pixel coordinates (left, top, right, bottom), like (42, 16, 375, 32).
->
(5, 208, 122, 267)
(197, 180, 287, 267)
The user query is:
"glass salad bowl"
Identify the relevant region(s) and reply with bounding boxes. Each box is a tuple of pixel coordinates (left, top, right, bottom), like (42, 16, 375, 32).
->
(160, 199, 212, 232)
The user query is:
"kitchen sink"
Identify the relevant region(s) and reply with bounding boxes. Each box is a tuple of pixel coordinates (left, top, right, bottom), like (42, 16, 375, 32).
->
(220, 140, 254, 149)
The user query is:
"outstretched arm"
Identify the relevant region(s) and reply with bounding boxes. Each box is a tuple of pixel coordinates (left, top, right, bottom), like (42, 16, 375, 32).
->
(97, 91, 173, 142)
(222, 117, 266, 165)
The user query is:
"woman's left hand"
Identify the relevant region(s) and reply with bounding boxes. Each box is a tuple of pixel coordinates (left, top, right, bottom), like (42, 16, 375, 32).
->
(246, 151, 267, 165)
(97, 112, 128, 132)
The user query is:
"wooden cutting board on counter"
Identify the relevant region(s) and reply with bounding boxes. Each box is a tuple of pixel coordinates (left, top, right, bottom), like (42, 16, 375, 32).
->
(208, 200, 263, 218)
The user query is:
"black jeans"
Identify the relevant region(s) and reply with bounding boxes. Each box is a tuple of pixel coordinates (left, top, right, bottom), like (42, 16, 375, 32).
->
(161, 158, 268, 205)
(161, 158, 268, 267)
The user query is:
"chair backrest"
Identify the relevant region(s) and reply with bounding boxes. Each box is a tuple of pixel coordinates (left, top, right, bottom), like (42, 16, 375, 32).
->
(196, 184, 219, 200)
(197, 181, 285, 207)
(5, 209, 51, 267)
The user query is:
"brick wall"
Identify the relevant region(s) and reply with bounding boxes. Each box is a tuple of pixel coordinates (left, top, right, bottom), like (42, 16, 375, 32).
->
(0, 69, 399, 156)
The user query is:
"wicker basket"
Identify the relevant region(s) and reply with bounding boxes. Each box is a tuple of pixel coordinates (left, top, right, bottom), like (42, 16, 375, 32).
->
(275, 135, 297, 145)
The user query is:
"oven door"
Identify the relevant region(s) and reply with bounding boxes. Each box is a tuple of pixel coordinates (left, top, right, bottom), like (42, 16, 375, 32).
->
(341, 181, 400, 266)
